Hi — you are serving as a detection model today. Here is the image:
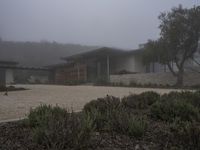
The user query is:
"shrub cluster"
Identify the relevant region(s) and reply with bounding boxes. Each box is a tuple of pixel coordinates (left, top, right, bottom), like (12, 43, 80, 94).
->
(122, 91, 160, 109)
(83, 95, 148, 137)
(150, 91, 200, 122)
(27, 105, 95, 149)
(170, 119, 200, 150)
(26, 90, 200, 149)
(149, 91, 200, 149)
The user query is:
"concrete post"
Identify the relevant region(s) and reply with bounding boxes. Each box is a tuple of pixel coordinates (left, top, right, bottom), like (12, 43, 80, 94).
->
(107, 55, 110, 81)
(77, 63, 80, 81)
(97, 62, 101, 78)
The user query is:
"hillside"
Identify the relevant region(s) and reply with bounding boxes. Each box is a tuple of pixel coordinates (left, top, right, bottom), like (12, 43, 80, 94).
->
(0, 41, 98, 67)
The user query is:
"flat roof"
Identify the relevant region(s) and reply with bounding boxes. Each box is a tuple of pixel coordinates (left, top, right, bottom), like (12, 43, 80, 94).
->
(0, 60, 18, 65)
(0, 65, 50, 71)
(63, 47, 144, 62)
(62, 47, 127, 61)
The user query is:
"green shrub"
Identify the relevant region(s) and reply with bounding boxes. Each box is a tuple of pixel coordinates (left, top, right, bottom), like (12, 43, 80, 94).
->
(162, 91, 200, 108)
(122, 91, 160, 109)
(151, 98, 200, 122)
(151, 91, 200, 122)
(188, 91, 200, 108)
(27, 104, 67, 127)
(170, 120, 200, 150)
(83, 95, 121, 114)
(83, 95, 121, 130)
(28, 105, 95, 149)
(127, 117, 147, 137)
(107, 109, 147, 137)
(83, 96, 147, 138)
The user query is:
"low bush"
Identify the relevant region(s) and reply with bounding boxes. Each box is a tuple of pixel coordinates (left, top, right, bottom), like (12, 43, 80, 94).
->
(27, 104, 95, 149)
(122, 91, 160, 109)
(27, 104, 67, 127)
(108, 109, 147, 137)
(83, 95, 121, 130)
(151, 98, 200, 122)
(161, 91, 200, 108)
(84, 95, 121, 114)
(170, 119, 200, 150)
(84, 96, 147, 137)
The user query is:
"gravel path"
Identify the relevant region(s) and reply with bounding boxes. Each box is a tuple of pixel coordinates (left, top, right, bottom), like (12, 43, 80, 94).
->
(0, 84, 182, 122)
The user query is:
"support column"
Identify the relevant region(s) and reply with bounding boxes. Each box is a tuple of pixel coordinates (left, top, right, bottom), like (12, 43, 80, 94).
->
(97, 62, 101, 78)
(77, 63, 80, 81)
(107, 55, 110, 81)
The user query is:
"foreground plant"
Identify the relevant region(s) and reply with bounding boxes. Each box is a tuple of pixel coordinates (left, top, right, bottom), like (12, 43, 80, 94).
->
(170, 119, 200, 150)
(84, 95, 148, 137)
(27, 105, 95, 150)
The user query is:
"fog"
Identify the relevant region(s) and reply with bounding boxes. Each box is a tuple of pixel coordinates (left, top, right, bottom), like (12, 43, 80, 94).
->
(0, 0, 199, 49)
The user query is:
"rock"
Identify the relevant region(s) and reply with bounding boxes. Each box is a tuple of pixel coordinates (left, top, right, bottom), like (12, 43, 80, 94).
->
(135, 144, 140, 150)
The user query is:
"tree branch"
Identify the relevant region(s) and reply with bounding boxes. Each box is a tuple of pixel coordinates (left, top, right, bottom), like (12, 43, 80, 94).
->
(167, 62, 177, 76)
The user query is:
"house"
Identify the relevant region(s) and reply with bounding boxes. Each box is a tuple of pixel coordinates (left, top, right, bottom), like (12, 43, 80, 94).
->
(50, 46, 200, 86)
(50, 47, 145, 84)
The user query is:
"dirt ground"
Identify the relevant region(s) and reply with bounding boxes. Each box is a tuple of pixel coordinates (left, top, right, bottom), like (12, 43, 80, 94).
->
(0, 84, 183, 122)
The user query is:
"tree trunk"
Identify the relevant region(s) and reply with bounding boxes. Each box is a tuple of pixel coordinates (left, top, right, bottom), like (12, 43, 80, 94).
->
(176, 70, 184, 87)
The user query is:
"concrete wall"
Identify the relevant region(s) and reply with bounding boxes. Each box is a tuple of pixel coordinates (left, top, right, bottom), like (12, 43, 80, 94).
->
(0, 68, 6, 86)
(5, 69, 14, 85)
(110, 72, 200, 86)
(111, 54, 145, 73)
(14, 69, 51, 84)
(28, 75, 49, 84)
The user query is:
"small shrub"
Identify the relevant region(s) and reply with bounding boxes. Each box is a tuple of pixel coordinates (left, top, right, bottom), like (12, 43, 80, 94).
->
(161, 91, 200, 108)
(127, 117, 147, 137)
(28, 105, 95, 149)
(83, 97, 147, 138)
(151, 98, 200, 122)
(170, 120, 200, 150)
(83, 95, 121, 130)
(84, 95, 121, 114)
(122, 91, 160, 109)
(27, 104, 67, 127)
(108, 109, 147, 137)
(84, 107, 107, 130)
(188, 91, 200, 108)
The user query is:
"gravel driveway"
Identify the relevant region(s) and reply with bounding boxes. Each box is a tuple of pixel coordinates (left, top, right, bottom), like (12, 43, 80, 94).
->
(0, 84, 182, 122)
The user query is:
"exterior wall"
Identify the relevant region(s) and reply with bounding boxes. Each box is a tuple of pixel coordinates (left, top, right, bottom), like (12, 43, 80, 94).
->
(0, 68, 6, 86)
(28, 75, 49, 84)
(14, 69, 51, 84)
(111, 54, 145, 73)
(146, 62, 179, 73)
(55, 64, 87, 84)
(5, 69, 14, 85)
(110, 72, 200, 86)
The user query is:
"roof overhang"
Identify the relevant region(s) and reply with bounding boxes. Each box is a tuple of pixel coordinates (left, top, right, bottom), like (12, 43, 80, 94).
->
(62, 47, 127, 62)
(0, 60, 18, 66)
(0, 65, 50, 71)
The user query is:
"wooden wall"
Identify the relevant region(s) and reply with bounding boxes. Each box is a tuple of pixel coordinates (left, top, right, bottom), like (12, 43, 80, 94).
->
(55, 63, 87, 84)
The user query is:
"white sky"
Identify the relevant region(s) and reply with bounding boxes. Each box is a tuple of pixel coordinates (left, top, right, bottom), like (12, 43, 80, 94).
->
(0, 0, 199, 49)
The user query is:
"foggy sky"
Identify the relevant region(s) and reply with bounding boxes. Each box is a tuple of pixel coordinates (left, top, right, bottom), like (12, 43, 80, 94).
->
(0, 0, 199, 49)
